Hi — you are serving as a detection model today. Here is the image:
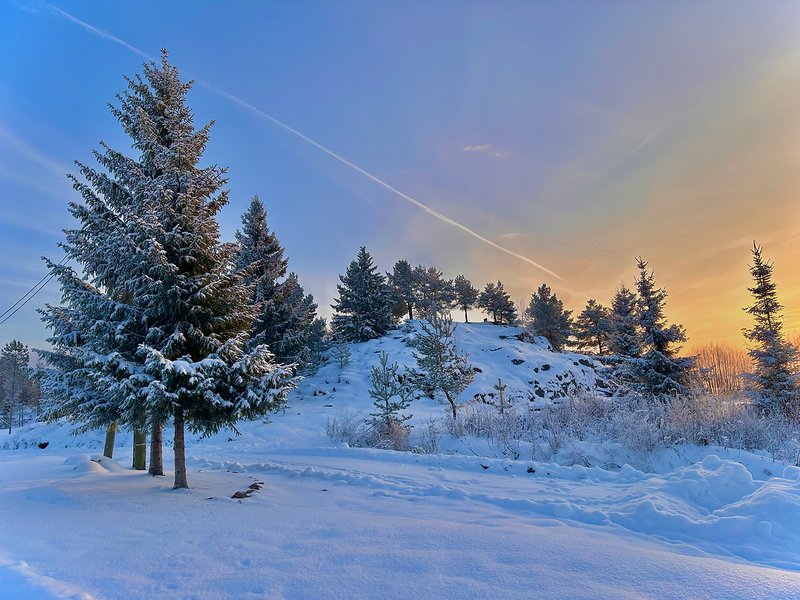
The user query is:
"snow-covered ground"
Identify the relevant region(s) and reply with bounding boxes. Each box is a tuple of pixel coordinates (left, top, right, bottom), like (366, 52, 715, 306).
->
(1, 323, 799, 599)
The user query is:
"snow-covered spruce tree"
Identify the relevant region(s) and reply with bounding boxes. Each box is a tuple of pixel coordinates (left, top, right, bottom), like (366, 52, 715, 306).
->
(235, 197, 323, 370)
(742, 243, 799, 415)
(608, 284, 641, 359)
(525, 284, 573, 352)
(38, 52, 297, 489)
(369, 351, 413, 428)
(388, 259, 419, 320)
(414, 265, 455, 315)
(454, 274, 479, 322)
(629, 259, 696, 397)
(1, 340, 30, 432)
(332, 247, 394, 342)
(235, 195, 288, 284)
(478, 281, 517, 325)
(263, 273, 322, 364)
(410, 312, 474, 419)
(574, 299, 612, 355)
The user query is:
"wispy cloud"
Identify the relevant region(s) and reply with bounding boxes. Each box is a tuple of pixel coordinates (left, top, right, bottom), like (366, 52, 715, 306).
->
(463, 144, 510, 158)
(0, 122, 72, 196)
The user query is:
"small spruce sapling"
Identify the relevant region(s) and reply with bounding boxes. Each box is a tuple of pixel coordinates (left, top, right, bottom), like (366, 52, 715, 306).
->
(332, 338, 351, 370)
(411, 312, 474, 419)
(368, 352, 413, 427)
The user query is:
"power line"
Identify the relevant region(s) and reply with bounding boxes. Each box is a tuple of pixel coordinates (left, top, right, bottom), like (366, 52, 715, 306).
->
(0, 255, 70, 326)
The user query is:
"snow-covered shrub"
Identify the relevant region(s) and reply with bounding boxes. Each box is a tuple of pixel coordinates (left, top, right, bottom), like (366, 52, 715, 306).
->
(611, 408, 662, 458)
(414, 417, 440, 454)
(375, 420, 410, 452)
(325, 410, 377, 447)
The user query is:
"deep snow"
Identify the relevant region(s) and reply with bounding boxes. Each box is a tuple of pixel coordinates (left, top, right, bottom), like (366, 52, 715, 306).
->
(1, 323, 799, 599)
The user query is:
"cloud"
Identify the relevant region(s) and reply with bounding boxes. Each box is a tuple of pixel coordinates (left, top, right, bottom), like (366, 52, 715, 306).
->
(463, 144, 510, 158)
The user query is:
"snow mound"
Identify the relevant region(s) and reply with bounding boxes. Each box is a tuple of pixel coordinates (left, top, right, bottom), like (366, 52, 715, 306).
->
(62, 455, 123, 474)
(0, 560, 96, 600)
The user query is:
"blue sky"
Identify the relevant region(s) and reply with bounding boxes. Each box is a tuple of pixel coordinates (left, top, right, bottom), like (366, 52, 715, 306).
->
(2, 1, 800, 351)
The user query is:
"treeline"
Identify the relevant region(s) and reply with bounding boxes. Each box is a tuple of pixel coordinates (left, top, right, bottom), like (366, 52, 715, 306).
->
(330, 249, 695, 396)
(330, 245, 799, 416)
(0, 340, 42, 433)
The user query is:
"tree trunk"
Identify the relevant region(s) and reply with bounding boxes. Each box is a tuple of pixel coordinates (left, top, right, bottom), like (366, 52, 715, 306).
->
(464, 307, 469, 323)
(132, 428, 147, 470)
(149, 421, 164, 476)
(103, 421, 117, 459)
(444, 390, 457, 420)
(172, 413, 188, 489)
(407, 302, 413, 321)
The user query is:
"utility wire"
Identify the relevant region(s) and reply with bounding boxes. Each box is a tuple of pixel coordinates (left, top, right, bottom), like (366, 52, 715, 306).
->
(0, 255, 70, 326)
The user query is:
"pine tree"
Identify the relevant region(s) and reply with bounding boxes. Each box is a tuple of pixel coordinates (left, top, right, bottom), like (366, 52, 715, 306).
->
(0, 340, 29, 433)
(332, 247, 394, 342)
(410, 312, 474, 418)
(742, 243, 799, 415)
(454, 275, 479, 322)
(414, 265, 455, 315)
(574, 299, 611, 355)
(525, 285, 573, 352)
(629, 258, 696, 396)
(38, 51, 297, 489)
(608, 284, 641, 358)
(478, 281, 517, 325)
(388, 260, 418, 320)
(368, 352, 412, 427)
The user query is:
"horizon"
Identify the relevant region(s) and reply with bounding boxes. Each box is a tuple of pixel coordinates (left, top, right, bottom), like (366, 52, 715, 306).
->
(1, 1, 799, 352)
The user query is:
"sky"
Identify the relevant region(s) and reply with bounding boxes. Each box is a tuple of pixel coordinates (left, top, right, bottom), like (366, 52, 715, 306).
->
(1, 1, 799, 353)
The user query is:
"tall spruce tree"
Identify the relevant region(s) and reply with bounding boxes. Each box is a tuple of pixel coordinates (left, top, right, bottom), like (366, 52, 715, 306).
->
(235, 194, 323, 370)
(269, 273, 324, 363)
(478, 281, 517, 325)
(235, 196, 323, 368)
(608, 284, 641, 359)
(38, 52, 296, 489)
(629, 258, 696, 396)
(388, 260, 418, 320)
(574, 299, 611, 355)
(525, 284, 573, 352)
(454, 275, 479, 322)
(332, 247, 394, 342)
(742, 243, 799, 415)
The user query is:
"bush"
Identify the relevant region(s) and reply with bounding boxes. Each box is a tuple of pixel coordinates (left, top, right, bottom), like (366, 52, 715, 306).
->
(325, 410, 377, 447)
(414, 418, 440, 454)
(441, 391, 800, 466)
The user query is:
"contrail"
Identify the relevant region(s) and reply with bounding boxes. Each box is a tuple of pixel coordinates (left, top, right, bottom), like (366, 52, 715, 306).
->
(47, 4, 153, 61)
(42, 3, 572, 286)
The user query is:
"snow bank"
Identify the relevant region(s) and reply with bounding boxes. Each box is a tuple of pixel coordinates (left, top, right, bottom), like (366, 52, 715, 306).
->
(0, 560, 96, 600)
